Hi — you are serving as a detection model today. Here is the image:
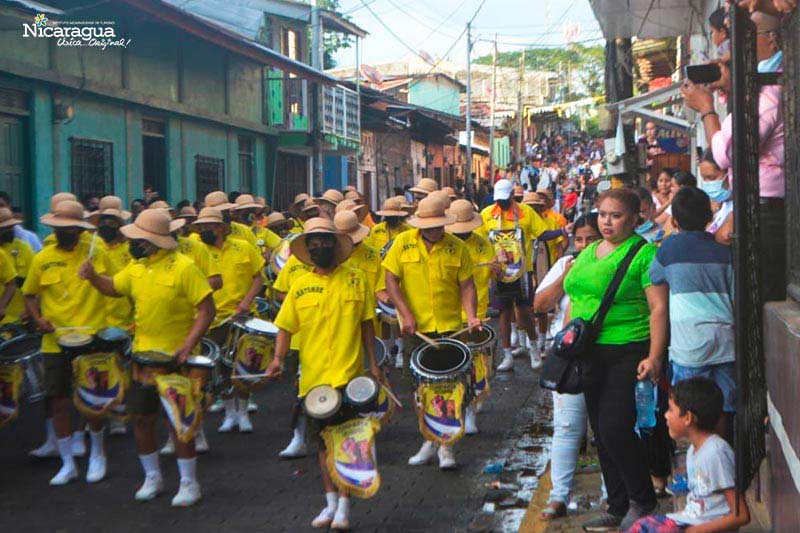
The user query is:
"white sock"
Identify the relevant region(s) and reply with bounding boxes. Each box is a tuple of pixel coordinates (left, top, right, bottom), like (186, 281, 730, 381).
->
(325, 491, 338, 511)
(510, 323, 518, 336)
(294, 416, 307, 441)
(519, 331, 529, 347)
(57, 437, 76, 470)
(89, 430, 104, 458)
(139, 452, 161, 478)
(223, 398, 236, 417)
(237, 398, 249, 415)
(337, 495, 351, 514)
(72, 430, 84, 443)
(395, 338, 404, 352)
(44, 418, 56, 444)
(503, 347, 513, 357)
(177, 457, 197, 484)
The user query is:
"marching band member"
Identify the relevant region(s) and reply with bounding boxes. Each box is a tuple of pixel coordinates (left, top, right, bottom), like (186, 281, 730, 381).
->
(191, 207, 264, 433)
(287, 193, 310, 234)
(315, 189, 344, 220)
(382, 196, 480, 469)
(481, 179, 549, 371)
(265, 217, 380, 530)
(265, 212, 293, 238)
(0, 244, 17, 325)
(23, 200, 112, 485)
(345, 188, 376, 228)
(41, 193, 93, 248)
(0, 207, 33, 325)
(79, 209, 214, 506)
(408, 177, 439, 205)
(334, 211, 380, 293)
(203, 191, 257, 246)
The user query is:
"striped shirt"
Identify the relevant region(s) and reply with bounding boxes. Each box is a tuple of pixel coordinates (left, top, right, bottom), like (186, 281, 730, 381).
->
(649, 231, 734, 367)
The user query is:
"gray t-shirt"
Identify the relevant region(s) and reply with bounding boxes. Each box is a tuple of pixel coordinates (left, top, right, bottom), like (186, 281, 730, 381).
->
(667, 434, 735, 525)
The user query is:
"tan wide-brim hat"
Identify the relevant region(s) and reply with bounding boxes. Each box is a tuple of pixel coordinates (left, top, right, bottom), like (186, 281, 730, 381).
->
(205, 190, 235, 210)
(266, 212, 291, 231)
(407, 196, 456, 229)
(177, 206, 198, 220)
(536, 188, 554, 201)
(88, 195, 132, 224)
(292, 193, 310, 207)
(49, 192, 77, 213)
(344, 190, 360, 201)
(148, 200, 171, 210)
(375, 197, 408, 217)
(523, 192, 546, 206)
(0, 207, 22, 229)
(334, 210, 370, 244)
(120, 209, 177, 250)
(442, 186, 457, 199)
(40, 200, 95, 229)
(445, 199, 483, 233)
(191, 207, 226, 227)
(316, 189, 344, 207)
(428, 190, 452, 209)
(290, 217, 354, 267)
(409, 177, 438, 195)
(301, 199, 321, 213)
(335, 198, 367, 215)
(232, 193, 262, 212)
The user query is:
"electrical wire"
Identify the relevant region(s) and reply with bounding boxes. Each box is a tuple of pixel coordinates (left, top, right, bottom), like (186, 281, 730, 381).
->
(358, 0, 431, 60)
(381, 0, 462, 40)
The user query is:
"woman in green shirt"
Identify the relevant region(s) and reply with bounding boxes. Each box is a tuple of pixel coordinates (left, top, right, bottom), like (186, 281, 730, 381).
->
(563, 188, 668, 531)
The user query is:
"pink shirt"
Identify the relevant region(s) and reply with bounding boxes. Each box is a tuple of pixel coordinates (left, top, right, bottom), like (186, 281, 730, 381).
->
(711, 85, 784, 198)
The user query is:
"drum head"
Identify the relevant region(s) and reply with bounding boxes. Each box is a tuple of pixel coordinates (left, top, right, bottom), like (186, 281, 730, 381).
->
(453, 324, 496, 350)
(199, 338, 220, 363)
(57, 333, 94, 349)
(255, 297, 270, 316)
(0, 333, 41, 362)
(345, 376, 379, 406)
(132, 351, 175, 367)
(376, 300, 397, 318)
(96, 327, 130, 343)
(304, 385, 342, 420)
(185, 355, 215, 369)
(373, 338, 387, 367)
(232, 316, 279, 337)
(410, 339, 472, 380)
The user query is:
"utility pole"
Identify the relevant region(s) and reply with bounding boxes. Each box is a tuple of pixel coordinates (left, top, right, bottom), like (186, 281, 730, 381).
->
(488, 34, 497, 183)
(311, 3, 323, 194)
(515, 49, 525, 167)
(465, 21, 473, 196)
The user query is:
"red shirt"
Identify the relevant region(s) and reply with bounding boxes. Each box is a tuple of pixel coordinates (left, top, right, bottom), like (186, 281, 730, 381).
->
(564, 192, 578, 209)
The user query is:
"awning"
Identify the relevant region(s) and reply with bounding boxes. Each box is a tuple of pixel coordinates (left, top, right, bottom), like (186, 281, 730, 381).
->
(590, 0, 712, 39)
(606, 82, 690, 132)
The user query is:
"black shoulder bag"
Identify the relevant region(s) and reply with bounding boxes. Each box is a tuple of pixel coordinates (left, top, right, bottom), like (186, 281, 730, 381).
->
(539, 239, 646, 394)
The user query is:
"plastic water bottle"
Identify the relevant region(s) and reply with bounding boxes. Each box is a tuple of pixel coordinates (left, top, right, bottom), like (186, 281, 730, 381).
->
(635, 380, 657, 429)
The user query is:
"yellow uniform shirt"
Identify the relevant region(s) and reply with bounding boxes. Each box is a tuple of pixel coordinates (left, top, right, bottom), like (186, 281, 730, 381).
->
(540, 215, 564, 267)
(460, 233, 494, 321)
(207, 237, 265, 327)
(254, 226, 281, 253)
(113, 249, 212, 353)
(272, 254, 313, 351)
(1, 238, 33, 324)
(178, 236, 220, 278)
(22, 240, 110, 353)
(544, 208, 568, 229)
(230, 221, 257, 246)
(274, 265, 375, 397)
(344, 243, 381, 294)
(382, 230, 473, 334)
(42, 231, 93, 248)
(97, 239, 134, 330)
(288, 218, 304, 235)
(0, 247, 16, 284)
(480, 202, 548, 272)
(363, 221, 410, 255)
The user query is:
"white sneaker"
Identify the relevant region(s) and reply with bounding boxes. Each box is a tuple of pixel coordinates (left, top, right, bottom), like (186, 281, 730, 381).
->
(159, 435, 175, 456)
(279, 437, 308, 459)
(475, 401, 485, 414)
(29, 440, 59, 458)
(218, 415, 237, 433)
(247, 400, 258, 413)
(511, 344, 528, 357)
(195, 429, 210, 453)
(408, 441, 439, 466)
(49, 464, 78, 486)
(71, 434, 86, 458)
(208, 399, 224, 413)
(237, 411, 253, 433)
(86, 455, 107, 483)
(529, 344, 543, 370)
(135, 475, 164, 501)
(394, 351, 404, 369)
(464, 406, 478, 435)
(510, 327, 519, 347)
(171, 480, 202, 507)
(438, 445, 457, 470)
(109, 419, 127, 435)
(497, 352, 515, 372)
(311, 507, 335, 528)
(331, 497, 350, 530)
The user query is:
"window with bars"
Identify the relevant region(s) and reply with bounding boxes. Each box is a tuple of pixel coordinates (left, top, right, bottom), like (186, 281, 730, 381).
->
(238, 136, 254, 193)
(70, 138, 113, 200)
(195, 155, 224, 200)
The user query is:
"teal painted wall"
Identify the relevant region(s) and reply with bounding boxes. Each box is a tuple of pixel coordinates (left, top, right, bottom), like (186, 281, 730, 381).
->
(408, 78, 461, 116)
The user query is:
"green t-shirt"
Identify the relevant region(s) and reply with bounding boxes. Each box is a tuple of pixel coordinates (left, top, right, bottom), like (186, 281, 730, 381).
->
(563, 235, 657, 345)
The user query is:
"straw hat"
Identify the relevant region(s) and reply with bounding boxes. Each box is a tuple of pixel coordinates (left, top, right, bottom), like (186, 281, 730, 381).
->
(428, 190, 452, 209)
(177, 206, 198, 220)
(316, 189, 344, 207)
(290, 217, 354, 267)
(266, 212, 291, 231)
(335, 198, 367, 215)
(375, 197, 408, 217)
(40, 200, 95, 229)
(334, 210, 370, 244)
(409, 178, 438, 195)
(292, 193, 310, 207)
(445, 199, 483, 233)
(301, 199, 321, 213)
(120, 209, 178, 250)
(192, 207, 226, 226)
(88, 195, 132, 224)
(406, 196, 456, 229)
(536, 188, 554, 201)
(0, 207, 22, 229)
(49, 192, 77, 212)
(344, 190, 360, 201)
(442, 186, 457, 199)
(232, 194, 262, 211)
(148, 200, 170, 210)
(205, 191, 235, 210)
(523, 192, 546, 206)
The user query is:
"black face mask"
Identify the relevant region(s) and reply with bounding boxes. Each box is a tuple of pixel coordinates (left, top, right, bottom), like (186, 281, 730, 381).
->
(309, 246, 335, 268)
(129, 240, 150, 260)
(0, 231, 14, 244)
(97, 225, 119, 243)
(55, 230, 79, 249)
(454, 232, 470, 241)
(496, 199, 512, 210)
(386, 217, 402, 228)
(200, 230, 217, 246)
(222, 212, 232, 224)
(514, 196, 524, 203)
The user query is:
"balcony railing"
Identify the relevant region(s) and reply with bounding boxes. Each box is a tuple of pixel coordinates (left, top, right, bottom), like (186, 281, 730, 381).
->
(322, 85, 360, 143)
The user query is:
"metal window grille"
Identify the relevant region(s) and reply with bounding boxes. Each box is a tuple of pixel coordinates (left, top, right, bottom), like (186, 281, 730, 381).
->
(238, 136, 254, 193)
(70, 138, 113, 200)
(195, 155, 224, 200)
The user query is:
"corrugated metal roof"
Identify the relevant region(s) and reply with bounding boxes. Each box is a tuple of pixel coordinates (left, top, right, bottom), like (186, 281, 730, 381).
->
(590, 0, 713, 39)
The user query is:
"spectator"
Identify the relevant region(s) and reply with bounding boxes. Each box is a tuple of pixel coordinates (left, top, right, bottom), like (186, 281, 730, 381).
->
(635, 188, 666, 245)
(708, 7, 730, 58)
(699, 151, 733, 245)
(130, 198, 146, 220)
(0, 193, 42, 252)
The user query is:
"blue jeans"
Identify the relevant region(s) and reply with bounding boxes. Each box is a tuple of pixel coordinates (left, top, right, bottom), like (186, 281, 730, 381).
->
(548, 391, 588, 504)
(670, 361, 736, 413)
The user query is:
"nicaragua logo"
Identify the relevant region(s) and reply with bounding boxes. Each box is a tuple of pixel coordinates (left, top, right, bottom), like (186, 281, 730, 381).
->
(23, 14, 132, 49)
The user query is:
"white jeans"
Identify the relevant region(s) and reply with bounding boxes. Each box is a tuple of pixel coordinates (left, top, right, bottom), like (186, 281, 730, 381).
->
(548, 391, 588, 504)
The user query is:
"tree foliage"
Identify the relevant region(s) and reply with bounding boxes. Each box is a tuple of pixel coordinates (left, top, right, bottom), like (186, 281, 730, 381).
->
(319, 0, 353, 70)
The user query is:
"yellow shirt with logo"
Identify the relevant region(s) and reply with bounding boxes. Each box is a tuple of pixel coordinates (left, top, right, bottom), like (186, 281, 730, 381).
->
(97, 239, 134, 330)
(288, 218, 304, 235)
(42, 231, 93, 248)
(22, 240, 111, 353)
(230, 221, 257, 246)
(207, 237, 265, 327)
(178, 236, 220, 279)
(1, 238, 33, 324)
(343, 243, 381, 294)
(113, 249, 212, 353)
(274, 265, 375, 397)
(272, 254, 313, 351)
(460, 233, 494, 321)
(382, 229, 473, 334)
(544, 208, 568, 229)
(480, 202, 548, 272)
(0, 247, 16, 285)
(363, 221, 410, 255)
(254, 226, 282, 253)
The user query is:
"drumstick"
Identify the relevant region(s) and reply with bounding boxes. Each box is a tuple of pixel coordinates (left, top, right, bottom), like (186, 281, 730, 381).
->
(55, 326, 92, 331)
(415, 332, 441, 348)
(382, 384, 403, 409)
(447, 324, 475, 339)
(88, 231, 97, 260)
(230, 373, 268, 380)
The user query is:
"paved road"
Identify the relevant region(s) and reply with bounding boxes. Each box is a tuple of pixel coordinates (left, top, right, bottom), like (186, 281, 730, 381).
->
(0, 350, 543, 532)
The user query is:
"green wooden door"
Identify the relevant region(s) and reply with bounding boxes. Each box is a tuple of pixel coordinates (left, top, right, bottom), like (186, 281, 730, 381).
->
(0, 114, 26, 208)
(267, 69, 284, 126)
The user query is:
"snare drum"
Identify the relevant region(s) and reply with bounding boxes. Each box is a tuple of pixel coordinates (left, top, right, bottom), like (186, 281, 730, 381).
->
(0, 322, 27, 342)
(57, 333, 95, 360)
(303, 384, 342, 421)
(373, 338, 388, 368)
(224, 316, 278, 392)
(184, 338, 221, 393)
(345, 376, 380, 413)
(255, 297, 271, 319)
(453, 324, 497, 361)
(95, 327, 132, 360)
(0, 333, 44, 403)
(267, 234, 298, 279)
(410, 339, 473, 386)
(376, 301, 398, 325)
(132, 351, 177, 387)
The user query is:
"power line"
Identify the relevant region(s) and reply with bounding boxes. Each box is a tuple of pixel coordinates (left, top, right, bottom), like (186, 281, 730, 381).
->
(358, 0, 428, 60)
(416, 0, 471, 47)
(381, 0, 462, 40)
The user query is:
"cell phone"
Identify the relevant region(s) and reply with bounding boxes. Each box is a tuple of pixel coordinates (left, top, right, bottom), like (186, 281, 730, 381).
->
(684, 64, 721, 84)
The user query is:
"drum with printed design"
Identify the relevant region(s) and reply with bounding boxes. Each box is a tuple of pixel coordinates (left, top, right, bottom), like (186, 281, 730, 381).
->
(132, 351, 177, 387)
(0, 333, 44, 405)
(267, 234, 299, 280)
(223, 316, 278, 392)
(95, 327, 132, 360)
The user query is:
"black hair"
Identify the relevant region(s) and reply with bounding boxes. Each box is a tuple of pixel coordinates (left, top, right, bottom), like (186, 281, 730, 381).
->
(672, 171, 698, 188)
(0, 191, 10, 204)
(228, 191, 240, 203)
(672, 377, 724, 432)
(635, 186, 655, 206)
(672, 186, 713, 231)
(709, 7, 728, 33)
(176, 199, 190, 210)
(131, 198, 145, 206)
(572, 213, 599, 236)
(701, 150, 721, 170)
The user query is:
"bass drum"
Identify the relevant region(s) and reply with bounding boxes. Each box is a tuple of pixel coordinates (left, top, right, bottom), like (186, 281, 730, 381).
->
(0, 333, 44, 403)
(410, 338, 472, 385)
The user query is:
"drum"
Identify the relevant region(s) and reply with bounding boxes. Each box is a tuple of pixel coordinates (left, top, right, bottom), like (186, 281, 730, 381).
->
(373, 338, 388, 368)
(489, 228, 526, 283)
(267, 234, 298, 279)
(131, 351, 177, 387)
(255, 297, 270, 319)
(452, 324, 496, 402)
(57, 333, 95, 360)
(452, 323, 497, 360)
(224, 316, 278, 392)
(345, 376, 379, 413)
(303, 384, 342, 421)
(223, 316, 279, 367)
(376, 300, 398, 325)
(410, 339, 473, 385)
(94, 327, 132, 360)
(0, 333, 44, 403)
(184, 338, 221, 393)
(0, 323, 27, 342)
